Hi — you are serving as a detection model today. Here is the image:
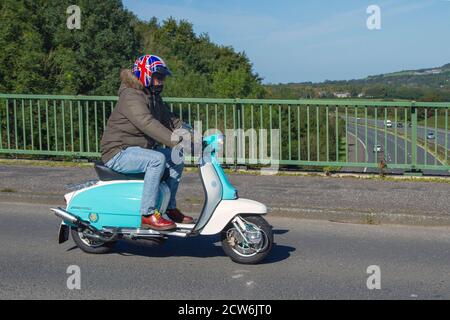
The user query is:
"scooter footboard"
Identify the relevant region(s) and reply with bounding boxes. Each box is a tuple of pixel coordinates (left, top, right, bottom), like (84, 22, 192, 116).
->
(200, 199, 267, 235)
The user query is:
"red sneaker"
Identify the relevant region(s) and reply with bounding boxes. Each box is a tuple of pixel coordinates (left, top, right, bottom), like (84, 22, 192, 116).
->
(142, 210, 176, 231)
(166, 208, 194, 224)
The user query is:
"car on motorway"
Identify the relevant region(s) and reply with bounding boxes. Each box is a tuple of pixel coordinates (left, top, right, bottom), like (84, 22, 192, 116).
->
(373, 145, 382, 153)
(385, 120, 392, 128)
(427, 132, 435, 139)
(397, 122, 404, 128)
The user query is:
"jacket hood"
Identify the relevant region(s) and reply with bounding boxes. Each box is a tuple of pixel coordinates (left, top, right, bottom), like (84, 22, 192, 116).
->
(118, 69, 145, 95)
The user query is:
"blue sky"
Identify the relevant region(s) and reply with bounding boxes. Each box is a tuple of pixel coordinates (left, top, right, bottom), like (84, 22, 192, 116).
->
(123, 0, 450, 84)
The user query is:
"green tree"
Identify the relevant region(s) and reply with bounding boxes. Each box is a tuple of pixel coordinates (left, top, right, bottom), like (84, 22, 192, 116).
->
(136, 17, 265, 98)
(0, 0, 48, 93)
(0, 0, 140, 95)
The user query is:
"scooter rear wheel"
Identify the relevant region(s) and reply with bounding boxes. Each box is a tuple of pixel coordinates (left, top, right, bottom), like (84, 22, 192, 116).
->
(221, 215, 273, 264)
(71, 227, 117, 254)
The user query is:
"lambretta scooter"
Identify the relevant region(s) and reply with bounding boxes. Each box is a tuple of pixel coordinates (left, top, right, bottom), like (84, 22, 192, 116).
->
(51, 134, 273, 264)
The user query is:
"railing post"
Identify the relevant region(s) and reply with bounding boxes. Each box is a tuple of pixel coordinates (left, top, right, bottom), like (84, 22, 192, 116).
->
(78, 101, 84, 153)
(405, 101, 422, 176)
(411, 101, 417, 168)
(234, 98, 243, 169)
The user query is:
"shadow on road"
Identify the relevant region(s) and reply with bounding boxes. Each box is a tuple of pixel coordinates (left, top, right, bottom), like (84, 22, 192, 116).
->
(66, 230, 295, 264)
(273, 229, 289, 235)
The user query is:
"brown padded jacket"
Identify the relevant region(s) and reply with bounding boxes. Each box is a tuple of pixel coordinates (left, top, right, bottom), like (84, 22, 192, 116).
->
(100, 69, 182, 163)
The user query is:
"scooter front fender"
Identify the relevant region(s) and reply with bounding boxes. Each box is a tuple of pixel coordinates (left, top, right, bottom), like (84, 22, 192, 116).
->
(200, 198, 267, 235)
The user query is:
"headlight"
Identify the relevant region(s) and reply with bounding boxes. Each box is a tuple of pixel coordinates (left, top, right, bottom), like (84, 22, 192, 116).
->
(216, 135, 224, 146)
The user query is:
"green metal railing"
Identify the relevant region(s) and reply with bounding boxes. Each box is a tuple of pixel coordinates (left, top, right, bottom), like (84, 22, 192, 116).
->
(0, 94, 449, 173)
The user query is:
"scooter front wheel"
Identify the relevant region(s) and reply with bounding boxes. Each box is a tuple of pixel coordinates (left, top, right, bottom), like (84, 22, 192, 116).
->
(221, 215, 273, 264)
(71, 227, 117, 254)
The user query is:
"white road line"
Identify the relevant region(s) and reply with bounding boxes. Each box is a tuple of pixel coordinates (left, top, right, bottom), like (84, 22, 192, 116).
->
(347, 131, 367, 172)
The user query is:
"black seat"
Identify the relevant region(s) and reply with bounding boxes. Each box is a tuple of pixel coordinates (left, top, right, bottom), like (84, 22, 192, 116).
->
(94, 161, 169, 182)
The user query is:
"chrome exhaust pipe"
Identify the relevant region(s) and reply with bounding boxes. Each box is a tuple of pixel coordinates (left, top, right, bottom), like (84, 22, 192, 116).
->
(51, 207, 79, 224)
(51, 207, 93, 229)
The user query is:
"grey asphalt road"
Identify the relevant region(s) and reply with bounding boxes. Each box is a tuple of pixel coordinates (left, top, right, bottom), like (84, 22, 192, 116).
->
(1, 164, 450, 226)
(0, 165, 450, 225)
(0, 202, 449, 300)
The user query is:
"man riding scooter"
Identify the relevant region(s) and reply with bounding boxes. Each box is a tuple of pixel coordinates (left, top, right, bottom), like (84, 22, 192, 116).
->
(100, 54, 194, 231)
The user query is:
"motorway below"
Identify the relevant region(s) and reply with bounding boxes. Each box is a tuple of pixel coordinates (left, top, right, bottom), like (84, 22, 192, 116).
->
(0, 202, 449, 299)
(346, 117, 449, 176)
(363, 118, 449, 150)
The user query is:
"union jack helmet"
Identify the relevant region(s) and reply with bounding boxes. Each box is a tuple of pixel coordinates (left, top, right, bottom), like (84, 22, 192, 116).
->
(132, 55, 172, 87)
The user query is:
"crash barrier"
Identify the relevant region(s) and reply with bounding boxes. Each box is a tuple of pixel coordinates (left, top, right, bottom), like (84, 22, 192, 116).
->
(0, 94, 449, 173)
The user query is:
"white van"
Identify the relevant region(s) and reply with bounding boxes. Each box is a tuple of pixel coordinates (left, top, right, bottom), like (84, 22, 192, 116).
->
(385, 120, 392, 128)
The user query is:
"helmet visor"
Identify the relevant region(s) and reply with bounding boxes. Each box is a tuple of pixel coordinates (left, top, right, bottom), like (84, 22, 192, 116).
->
(154, 65, 172, 77)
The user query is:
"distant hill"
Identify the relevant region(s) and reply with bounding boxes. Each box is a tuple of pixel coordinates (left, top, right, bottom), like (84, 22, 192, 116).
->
(344, 63, 450, 89)
(265, 63, 450, 101)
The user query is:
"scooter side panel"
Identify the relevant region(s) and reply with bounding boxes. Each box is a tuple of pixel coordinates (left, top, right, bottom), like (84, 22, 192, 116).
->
(199, 198, 267, 235)
(67, 181, 164, 229)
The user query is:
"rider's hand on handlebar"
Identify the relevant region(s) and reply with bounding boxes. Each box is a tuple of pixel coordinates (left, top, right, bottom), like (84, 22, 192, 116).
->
(175, 127, 202, 157)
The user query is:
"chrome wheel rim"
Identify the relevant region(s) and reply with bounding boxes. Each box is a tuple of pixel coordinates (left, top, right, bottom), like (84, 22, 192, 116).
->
(78, 231, 104, 248)
(226, 224, 269, 258)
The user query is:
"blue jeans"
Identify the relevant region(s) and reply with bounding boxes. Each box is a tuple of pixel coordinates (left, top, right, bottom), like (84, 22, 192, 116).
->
(105, 146, 184, 216)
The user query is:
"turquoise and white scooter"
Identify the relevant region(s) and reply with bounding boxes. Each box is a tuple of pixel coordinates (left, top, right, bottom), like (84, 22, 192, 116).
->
(51, 134, 273, 264)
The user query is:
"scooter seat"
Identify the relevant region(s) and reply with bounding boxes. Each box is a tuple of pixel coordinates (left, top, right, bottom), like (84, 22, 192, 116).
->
(94, 161, 170, 182)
